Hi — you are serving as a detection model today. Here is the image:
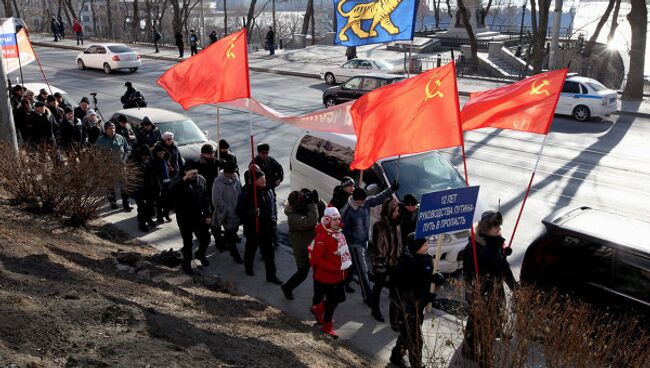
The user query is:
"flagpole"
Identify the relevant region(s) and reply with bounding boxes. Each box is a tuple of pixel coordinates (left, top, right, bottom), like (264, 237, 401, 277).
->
(27, 35, 52, 94)
(248, 98, 259, 233)
(507, 134, 548, 249)
(452, 60, 480, 281)
(216, 105, 221, 161)
(14, 34, 24, 85)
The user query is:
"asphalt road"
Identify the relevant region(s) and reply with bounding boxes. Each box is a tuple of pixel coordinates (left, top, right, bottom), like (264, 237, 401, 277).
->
(17, 46, 650, 276)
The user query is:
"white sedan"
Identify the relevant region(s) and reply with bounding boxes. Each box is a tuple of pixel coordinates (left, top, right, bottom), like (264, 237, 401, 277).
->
(76, 44, 141, 74)
(320, 58, 397, 85)
(556, 76, 618, 121)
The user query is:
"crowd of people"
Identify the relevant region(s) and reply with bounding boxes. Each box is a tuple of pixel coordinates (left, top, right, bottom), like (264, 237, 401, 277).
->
(9, 82, 515, 367)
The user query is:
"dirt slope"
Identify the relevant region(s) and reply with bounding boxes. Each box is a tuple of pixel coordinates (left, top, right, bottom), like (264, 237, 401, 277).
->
(0, 204, 373, 367)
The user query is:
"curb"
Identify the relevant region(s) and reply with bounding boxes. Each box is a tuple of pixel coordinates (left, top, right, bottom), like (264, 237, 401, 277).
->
(29, 40, 650, 120)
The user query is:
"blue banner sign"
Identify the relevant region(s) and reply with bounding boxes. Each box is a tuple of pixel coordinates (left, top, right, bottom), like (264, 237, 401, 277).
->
(415, 186, 480, 239)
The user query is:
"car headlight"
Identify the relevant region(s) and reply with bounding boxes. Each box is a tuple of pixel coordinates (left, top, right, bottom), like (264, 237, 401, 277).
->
(429, 234, 453, 244)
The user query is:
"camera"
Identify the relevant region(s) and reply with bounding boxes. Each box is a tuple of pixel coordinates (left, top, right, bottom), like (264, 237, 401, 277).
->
(301, 188, 319, 204)
(90, 92, 97, 97)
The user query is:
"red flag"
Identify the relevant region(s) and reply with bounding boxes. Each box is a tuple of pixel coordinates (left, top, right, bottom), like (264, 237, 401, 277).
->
(461, 69, 568, 134)
(350, 62, 462, 170)
(157, 29, 250, 109)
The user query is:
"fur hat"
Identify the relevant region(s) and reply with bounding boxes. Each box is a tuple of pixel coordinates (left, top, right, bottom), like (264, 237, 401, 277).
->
(257, 143, 270, 152)
(218, 139, 230, 149)
(340, 176, 355, 188)
(352, 188, 367, 201)
(406, 232, 427, 254)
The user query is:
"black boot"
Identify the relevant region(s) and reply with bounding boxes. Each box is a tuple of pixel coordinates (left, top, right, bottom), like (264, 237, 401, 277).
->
(181, 262, 193, 275)
(281, 284, 294, 300)
(389, 347, 407, 368)
(138, 223, 149, 232)
(371, 306, 385, 322)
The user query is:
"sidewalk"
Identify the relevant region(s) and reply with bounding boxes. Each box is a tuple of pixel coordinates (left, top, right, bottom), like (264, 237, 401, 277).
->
(29, 33, 650, 119)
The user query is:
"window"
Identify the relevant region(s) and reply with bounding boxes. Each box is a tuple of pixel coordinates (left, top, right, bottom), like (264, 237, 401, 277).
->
(84, 46, 97, 54)
(360, 77, 380, 91)
(358, 60, 372, 69)
(342, 60, 359, 69)
(556, 236, 613, 286)
(374, 60, 394, 70)
(579, 84, 588, 94)
(343, 77, 362, 90)
(614, 252, 650, 303)
(107, 45, 133, 53)
(96, 46, 107, 54)
(586, 80, 607, 92)
(296, 135, 322, 171)
(562, 81, 581, 94)
(318, 139, 355, 180)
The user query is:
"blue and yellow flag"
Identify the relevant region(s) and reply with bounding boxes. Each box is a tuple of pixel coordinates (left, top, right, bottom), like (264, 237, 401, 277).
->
(333, 0, 418, 47)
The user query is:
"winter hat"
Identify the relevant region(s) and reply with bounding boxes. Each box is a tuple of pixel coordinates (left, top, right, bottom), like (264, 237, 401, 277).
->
(183, 159, 199, 171)
(288, 190, 304, 207)
(39, 88, 47, 95)
(124, 81, 132, 88)
(141, 116, 153, 125)
(86, 109, 96, 116)
(257, 143, 270, 153)
(12, 84, 22, 92)
(218, 139, 230, 150)
(53, 92, 62, 98)
(201, 143, 214, 154)
(80, 97, 90, 104)
(480, 210, 503, 227)
(222, 161, 237, 174)
(321, 207, 341, 229)
(406, 232, 427, 254)
(352, 187, 367, 201)
(118, 114, 128, 123)
(162, 131, 174, 140)
(340, 176, 355, 188)
(403, 194, 418, 206)
(104, 121, 115, 130)
(34, 101, 45, 108)
(46, 95, 56, 102)
(63, 107, 73, 114)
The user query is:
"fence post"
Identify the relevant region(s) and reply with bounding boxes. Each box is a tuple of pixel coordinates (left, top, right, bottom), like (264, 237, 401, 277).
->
(436, 54, 441, 67)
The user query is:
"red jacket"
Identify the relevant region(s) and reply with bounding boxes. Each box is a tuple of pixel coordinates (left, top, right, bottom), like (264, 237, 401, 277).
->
(73, 22, 82, 33)
(310, 223, 347, 284)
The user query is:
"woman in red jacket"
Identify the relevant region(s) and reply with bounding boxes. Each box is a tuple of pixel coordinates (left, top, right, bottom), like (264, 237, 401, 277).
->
(309, 207, 352, 338)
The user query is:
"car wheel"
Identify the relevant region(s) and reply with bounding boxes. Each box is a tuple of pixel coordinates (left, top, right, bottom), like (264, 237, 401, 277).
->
(103, 63, 112, 74)
(324, 97, 337, 107)
(325, 73, 336, 85)
(77, 59, 85, 70)
(573, 105, 591, 122)
(130, 67, 138, 73)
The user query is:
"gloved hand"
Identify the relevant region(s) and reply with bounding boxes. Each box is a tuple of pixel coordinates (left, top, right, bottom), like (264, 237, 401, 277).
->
(390, 180, 400, 192)
(432, 272, 445, 285)
(311, 189, 319, 204)
(504, 246, 513, 257)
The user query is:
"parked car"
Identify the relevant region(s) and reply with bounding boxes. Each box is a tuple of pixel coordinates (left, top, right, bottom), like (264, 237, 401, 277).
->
(322, 73, 405, 107)
(22, 83, 78, 108)
(320, 58, 398, 85)
(556, 76, 617, 121)
(76, 44, 141, 74)
(109, 108, 216, 162)
(290, 131, 486, 274)
(521, 206, 650, 313)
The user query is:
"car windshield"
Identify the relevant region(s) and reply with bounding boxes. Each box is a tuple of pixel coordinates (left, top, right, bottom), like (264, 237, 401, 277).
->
(586, 81, 608, 92)
(107, 45, 133, 53)
(375, 60, 394, 70)
(155, 119, 206, 146)
(381, 151, 466, 199)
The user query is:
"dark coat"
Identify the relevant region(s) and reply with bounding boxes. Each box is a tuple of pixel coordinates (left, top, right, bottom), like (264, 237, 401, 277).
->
(463, 233, 516, 297)
(174, 31, 184, 46)
(129, 154, 161, 200)
(371, 216, 403, 273)
(115, 123, 136, 147)
(155, 141, 182, 176)
(400, 206, 418, 245)
(26, 110, 55, 146)
(58, 116, 84, 149)
(12, 106, 31, 142)
(136, 126, 162, 149)
(236, 184, 276, 236)
(390, 250, 437, 320)
(73, 106, 88, 122)
(197, 157, 220, 196)
(217, 150, 239, 174)
(169, 171, 211, 222)
(253, 155, 283, 189)
(329, 185, 350, 211)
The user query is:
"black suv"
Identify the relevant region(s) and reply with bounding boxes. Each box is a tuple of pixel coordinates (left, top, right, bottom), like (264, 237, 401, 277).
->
(521, 206, 650, 313)
(322, 73, 405, 107)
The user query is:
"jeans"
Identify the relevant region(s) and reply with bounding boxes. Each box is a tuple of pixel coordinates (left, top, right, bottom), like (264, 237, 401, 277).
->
(371, 269, 390, 312)
(177, 44, 184, 58)
(154, 40, 160, 53)
(190, 45, 198, 55)
(347, 242, 372, 301)
(178, 217, 210, 266)
(76, 32, 83, 45)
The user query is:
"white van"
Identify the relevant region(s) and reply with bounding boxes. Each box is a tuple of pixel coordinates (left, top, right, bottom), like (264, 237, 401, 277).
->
(290, 131, 477, 273)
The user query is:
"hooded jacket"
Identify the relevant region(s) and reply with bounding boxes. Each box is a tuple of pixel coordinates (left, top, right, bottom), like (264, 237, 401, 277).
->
(155, 141, 182, 175)
(370, 199, 403, 273)
(463, 232, 516, 296)
(211, 171, 242, 231)
(340, 187, 393, 244)
(285, 202, 318, 269)
(310, 223, 348, 284)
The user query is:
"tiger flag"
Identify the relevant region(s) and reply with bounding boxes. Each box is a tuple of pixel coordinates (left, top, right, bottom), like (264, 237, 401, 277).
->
(349, 62, 462, 170)
(461, 69, 568, 134)
(157, 28, 250, 109)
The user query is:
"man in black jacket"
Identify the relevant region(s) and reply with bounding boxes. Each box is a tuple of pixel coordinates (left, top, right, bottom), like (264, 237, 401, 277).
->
(389, 233, 444, 368)
(329, 176, 355, 210)
(169, 160, 212, 275)
(236, 168, 282, 284)
(253, 143, 283, 247)
(399, 194, 419, 245)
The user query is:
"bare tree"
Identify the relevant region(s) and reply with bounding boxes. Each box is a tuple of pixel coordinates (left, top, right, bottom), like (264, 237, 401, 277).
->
(301, 0, 313, 36)
(3, 0, 14, 17)
(445, 0, 452, 17)
(606, 0, 621, 43)
(245, 0, 257, 37)
(481, 0, 493, 26)
(529, 0, 552, 73)
(106, 0, 113, 39)
(223, 0, 227, 35)
(622, 0, 647, 100)
(582, 0, 615, 58)
(456, 0, 477, 70)
(90, 0, 97, 35)
(132, 0, 139, 41)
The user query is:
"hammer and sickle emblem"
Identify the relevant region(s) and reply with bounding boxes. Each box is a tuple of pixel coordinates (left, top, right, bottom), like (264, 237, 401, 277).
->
(226, 42, 236, 59)
(424, 74, 444, 102)
(530, 79, 550, 96)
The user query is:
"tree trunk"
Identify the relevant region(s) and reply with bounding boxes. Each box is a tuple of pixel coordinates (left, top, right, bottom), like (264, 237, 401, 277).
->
(582, 0, 615, 58)
(530, 0, 551, 73)
(106, 0, 113, 39)
(90, 0, 97, 35)
(482, 0, 493, 26)
(63, 0, 77, 20)
(245, 0, 257, 39)
(310, 0, 315, 45)
(132, 0, 139, 42)
(445, 0, 452, 17)
(3, 0, 13, 17)
(171, 0, 180, 32)
(433, 0, 440, 29)
(621, 0, 647, 100)
(223, 0, 227, 35)
(456, 0, 477, 70)
(301, 0, 313, 36)
(606, 0, 621, 43)
(10, 0, 19, 18)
